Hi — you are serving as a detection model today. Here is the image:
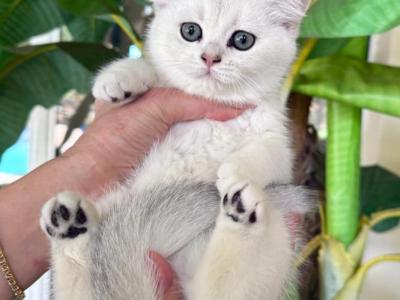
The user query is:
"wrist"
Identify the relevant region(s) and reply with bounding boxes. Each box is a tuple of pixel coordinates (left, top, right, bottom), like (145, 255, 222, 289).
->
(0, 279, 13, 300)
(60, 147, 117, 198)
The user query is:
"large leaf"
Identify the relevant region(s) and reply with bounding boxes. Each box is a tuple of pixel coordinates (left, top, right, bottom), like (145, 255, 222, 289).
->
(67, 17, 113, 42)
(57, 1, 143, 47)
(57, 43, 120, 72)
(307, 37, 369, 61)
(361, 166, 400, 232)
(0, 43, 120, 155)
(293, 55, 400, 117)
(339, 37, 369, 60)
(0, 0, 69, 46)
(57, 0, 122, 17)
(301, 0, 400, 38)
(307, 38, 350, 59)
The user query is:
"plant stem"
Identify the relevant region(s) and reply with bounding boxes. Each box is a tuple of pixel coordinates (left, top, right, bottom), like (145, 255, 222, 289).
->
(327, 102, 362, 246)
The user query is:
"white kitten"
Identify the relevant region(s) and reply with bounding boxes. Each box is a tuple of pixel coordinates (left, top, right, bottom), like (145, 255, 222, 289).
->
(41, 1, 312, 299)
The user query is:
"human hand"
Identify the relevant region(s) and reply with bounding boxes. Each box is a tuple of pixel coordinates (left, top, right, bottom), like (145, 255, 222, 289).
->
(149, 252, 183, 300)
(62, 88, 247, 196)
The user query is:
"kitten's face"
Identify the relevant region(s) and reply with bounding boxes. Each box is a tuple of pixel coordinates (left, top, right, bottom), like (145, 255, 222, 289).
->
(147, 0, 307, 104)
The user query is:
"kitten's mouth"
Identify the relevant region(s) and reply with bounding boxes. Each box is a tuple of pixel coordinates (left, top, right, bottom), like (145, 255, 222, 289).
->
(192, 68, 224, 85)
(201, 69, 218, 81)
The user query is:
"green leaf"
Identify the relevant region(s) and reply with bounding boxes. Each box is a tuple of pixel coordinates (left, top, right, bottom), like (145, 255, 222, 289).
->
(301, 0, 400, 38)
(361, 166, 400, 232)
(339, 37, 369, 60)
(57, 0, 122, 17)
(306, 37, 369, 60)
(293, 55, 400, 117)
(100, 14, 143, 47)
(307, 38, 351, 59)
(67, 17, 113, 42)
(58, 42, 121, 72)
(0, 0, 69, 46)
(0, 43, 120, 155)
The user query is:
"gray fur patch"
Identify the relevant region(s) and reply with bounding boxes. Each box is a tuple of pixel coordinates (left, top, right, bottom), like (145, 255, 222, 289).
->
(88, 182, 315, 300)
(90, 182, 219, 300)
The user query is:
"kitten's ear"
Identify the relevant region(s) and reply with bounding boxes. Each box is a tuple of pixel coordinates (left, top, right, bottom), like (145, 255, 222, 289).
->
(272, 0, 310, 34)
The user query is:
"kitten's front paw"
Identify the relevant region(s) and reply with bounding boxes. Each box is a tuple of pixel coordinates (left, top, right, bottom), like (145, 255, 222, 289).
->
(40, 192, 98, 240)
(221, 182, 265, 225)
(92, 58, 156, 103)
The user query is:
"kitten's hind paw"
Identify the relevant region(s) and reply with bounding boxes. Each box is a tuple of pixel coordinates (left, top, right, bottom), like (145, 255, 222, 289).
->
(40, 192, 98, 240)
(221, 182, 265, 225)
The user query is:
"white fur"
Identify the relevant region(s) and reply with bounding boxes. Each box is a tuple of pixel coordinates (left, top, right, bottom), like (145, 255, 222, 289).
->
(44, 1, 310, 299)
(92, 58, 156, 103)
(189, 185, 291, 300)
(147, 0, 301, 105)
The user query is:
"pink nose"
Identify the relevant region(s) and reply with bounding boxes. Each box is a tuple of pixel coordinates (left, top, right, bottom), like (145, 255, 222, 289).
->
(201, 53, 222, 68)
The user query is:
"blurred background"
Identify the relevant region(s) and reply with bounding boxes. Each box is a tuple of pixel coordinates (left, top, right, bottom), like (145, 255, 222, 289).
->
(0, 1, 399, 299)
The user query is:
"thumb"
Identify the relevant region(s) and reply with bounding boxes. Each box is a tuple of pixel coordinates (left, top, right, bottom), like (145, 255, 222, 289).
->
(163, 280, 183, 300)
(149, 251, 183, 300)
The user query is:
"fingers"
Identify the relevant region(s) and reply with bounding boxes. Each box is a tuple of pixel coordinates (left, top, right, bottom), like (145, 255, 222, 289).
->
(149, 251, 183, 300)
(163, 282, 184, 300)
(148, 251, 174, 291)
(94, 88, 251, 124)
(144, 88, 251, 125)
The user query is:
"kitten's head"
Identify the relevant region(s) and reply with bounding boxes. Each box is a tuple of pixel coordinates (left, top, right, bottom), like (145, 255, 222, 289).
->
(147, 0, 308, 104)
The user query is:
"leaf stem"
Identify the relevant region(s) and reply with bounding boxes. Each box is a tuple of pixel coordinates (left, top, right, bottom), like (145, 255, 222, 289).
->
(0, 45, 58, 82)
(295, 234, 322, 268)
(111, 14, 143, 49)
(369, 209, 400, 228)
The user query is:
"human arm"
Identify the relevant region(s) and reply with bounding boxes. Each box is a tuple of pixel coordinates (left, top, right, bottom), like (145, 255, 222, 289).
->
(0, 88, 245, 300)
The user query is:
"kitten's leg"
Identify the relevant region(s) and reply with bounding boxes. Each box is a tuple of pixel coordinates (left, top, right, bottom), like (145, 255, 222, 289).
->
(92, 58, 157, 103)
(189, 180, 292, 300)
(40, 192, 99, 300)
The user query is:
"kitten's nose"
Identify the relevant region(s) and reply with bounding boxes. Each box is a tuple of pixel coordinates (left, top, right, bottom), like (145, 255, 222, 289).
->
(201, 53, 222, 68)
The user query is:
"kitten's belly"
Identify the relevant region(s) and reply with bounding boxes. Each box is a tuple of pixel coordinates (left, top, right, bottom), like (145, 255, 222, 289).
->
(132, 114, 252, 188)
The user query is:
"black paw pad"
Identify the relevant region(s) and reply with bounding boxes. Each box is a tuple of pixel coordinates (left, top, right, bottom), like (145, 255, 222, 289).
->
(62, 226, 87, 239)
(46, 226, 54, 237)
(223, 191, 246, 214)
(223, 195, 228, 206)
(228, 214, 239, 222)
(222, 186, 259, 225)
(111, 97, 119, 103)
(249, 211, 257, 223)
(76, 208, 87, 225)
(232, 191, 241, 204)
(51, 210, 59, 227)
(45, 201, 90, 240)
(59, 205, 70, 221)
(124, 91, 132, 99)
(236, 200, 245, 213)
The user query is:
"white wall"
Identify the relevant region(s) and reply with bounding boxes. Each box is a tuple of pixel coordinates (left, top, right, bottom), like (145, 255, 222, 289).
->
(360, 27, 400, 300)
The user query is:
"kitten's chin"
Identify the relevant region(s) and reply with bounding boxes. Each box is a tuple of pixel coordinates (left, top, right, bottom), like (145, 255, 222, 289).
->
(155, 72, 254, 106)
(168, 74, 274, 106)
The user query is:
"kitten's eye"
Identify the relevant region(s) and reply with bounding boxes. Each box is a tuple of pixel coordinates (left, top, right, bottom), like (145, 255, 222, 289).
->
(228, 31, 256, 51)
(181, 23, 202, 42)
